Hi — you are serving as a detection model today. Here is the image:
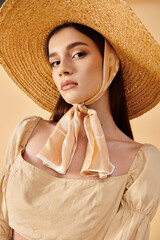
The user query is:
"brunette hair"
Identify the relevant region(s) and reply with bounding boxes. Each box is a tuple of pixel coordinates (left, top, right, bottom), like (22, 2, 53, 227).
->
(46, 23, 134, 139)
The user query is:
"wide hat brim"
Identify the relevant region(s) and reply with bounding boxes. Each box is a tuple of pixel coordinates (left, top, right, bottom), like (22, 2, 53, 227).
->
(0, 0, 160, 119)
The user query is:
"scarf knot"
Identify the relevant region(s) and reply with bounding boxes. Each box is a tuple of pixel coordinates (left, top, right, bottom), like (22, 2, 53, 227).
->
(37, 104, 115, 179)
(75, 102, 89, 114)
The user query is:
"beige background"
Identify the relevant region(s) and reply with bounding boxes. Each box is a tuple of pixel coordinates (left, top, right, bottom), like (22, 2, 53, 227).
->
(0, 0, 160, 239)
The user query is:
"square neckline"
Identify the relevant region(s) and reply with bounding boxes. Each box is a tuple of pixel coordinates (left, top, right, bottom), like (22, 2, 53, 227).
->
(16, 116, 147, 183)
(17, 143, 146, 183)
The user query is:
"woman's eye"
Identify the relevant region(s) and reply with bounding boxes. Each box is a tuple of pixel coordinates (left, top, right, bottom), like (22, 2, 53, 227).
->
(73, 52, 86, 58)
(51, 61, 60, 68)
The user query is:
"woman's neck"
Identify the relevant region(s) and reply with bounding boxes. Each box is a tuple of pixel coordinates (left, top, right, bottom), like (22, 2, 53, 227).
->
(86, 90, 132, 142)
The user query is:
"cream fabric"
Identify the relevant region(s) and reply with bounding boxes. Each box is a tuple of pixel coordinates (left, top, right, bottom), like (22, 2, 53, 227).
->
(36, 40, 119, 179)
(0, 116, 160, 240)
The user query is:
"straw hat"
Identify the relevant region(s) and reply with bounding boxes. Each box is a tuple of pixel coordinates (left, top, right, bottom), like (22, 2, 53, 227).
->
(0, 0, 159, 119)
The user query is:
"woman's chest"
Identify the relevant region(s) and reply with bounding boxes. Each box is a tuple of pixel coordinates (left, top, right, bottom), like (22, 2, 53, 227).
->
(24, 135, 101, 180)
(7, 153, 128, 240)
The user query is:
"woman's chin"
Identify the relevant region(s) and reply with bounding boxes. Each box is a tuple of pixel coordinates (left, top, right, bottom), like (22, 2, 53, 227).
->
(65, 99, 82, 105)
(63, 97, 85, 105)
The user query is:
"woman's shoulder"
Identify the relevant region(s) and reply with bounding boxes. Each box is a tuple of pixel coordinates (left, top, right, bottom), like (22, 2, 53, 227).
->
(3, 116, 48, 170)
(134, 143, 160, 168)
(21, 117, 56, 168)
(12, 115, 42, 134)
(25, 116, 56, 148)
(6, 115, 55, 156)
(142, 143, 160, 155)
(140, 143, 160, 170)
(12, 115, 55, 138)
(126, 143, 160, 191)
(130, 143, 160, 175)
(13, 115, 56, 152)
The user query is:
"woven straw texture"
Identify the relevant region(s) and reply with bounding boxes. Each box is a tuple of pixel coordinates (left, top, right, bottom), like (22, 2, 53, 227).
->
(0, 0, 160, 119)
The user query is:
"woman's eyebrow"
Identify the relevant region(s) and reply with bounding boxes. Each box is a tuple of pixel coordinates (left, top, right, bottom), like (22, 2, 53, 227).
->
(49, 41, 88, 59)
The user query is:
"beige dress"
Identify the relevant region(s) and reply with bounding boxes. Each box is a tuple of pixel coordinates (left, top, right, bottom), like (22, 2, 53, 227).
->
(0, 116, 160, 240)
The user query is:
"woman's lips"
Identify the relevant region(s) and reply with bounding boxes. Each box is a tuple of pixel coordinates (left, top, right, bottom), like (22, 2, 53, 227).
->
(61, 80, 78, 91)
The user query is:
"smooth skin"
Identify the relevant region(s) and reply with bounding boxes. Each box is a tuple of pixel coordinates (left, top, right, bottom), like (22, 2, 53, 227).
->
(48, 27, 103, 104)
(13, 27, 142, 240)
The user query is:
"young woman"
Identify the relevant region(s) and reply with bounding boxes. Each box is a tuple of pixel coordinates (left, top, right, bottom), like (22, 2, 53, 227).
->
(0, 0, 160, 239)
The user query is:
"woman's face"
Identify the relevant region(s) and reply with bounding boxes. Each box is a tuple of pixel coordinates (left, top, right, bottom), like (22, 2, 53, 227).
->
(48, 27, 103, 104)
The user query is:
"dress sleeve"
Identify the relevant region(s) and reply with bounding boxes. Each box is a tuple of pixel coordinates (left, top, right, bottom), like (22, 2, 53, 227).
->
(0, 116, 41, 240)
(104, 144, 160, 240)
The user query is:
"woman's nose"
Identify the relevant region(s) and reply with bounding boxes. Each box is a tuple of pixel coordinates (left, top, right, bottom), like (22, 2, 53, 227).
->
(58, 60, 73, 76)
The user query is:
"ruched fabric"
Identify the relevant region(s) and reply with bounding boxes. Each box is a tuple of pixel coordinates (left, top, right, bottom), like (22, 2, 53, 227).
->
(0, 116, 160, 240)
